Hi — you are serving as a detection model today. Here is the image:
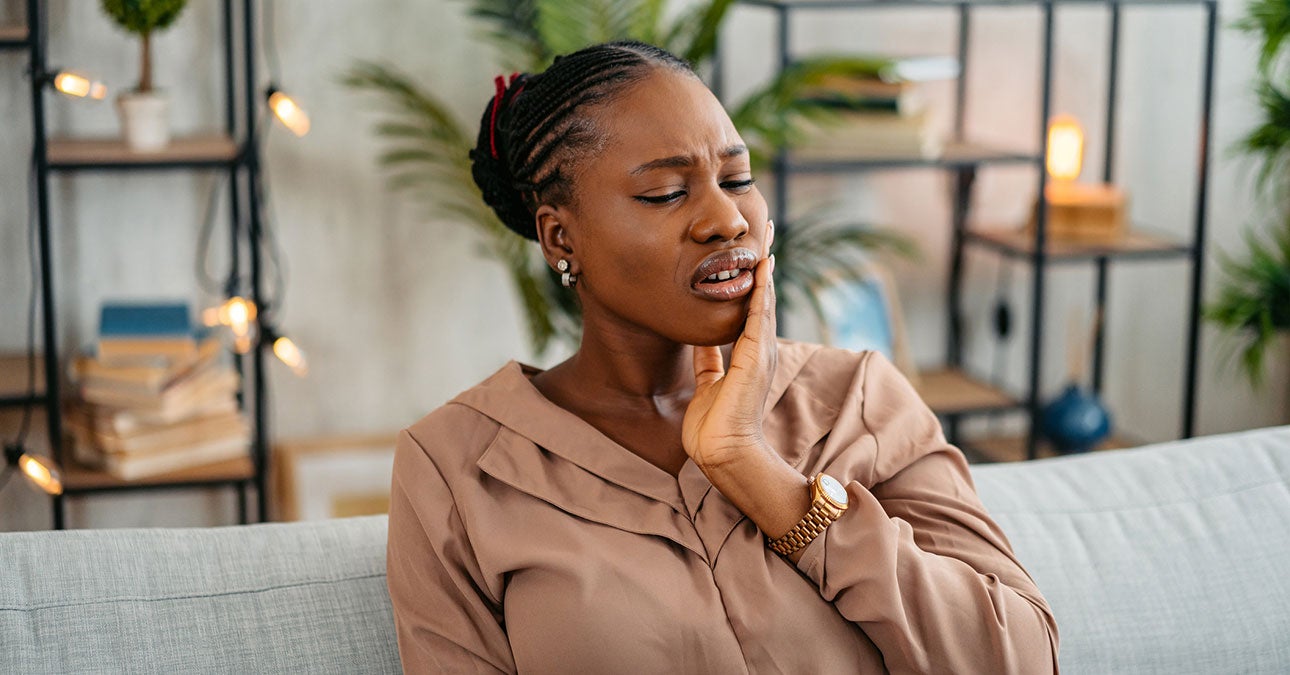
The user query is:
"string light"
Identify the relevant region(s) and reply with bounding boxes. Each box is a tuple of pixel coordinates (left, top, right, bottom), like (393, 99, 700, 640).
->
(51, 71, 107, 100)
(271, 335, 308, 377)
(266, 86, 310, 137)
(4, 444, 63, 496)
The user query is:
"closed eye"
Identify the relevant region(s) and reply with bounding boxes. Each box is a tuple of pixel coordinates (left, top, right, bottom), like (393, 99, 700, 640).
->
(635, 191, 686, 205)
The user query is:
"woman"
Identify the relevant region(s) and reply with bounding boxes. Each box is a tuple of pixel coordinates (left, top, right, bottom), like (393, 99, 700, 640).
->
(388, 40, 1059, 673)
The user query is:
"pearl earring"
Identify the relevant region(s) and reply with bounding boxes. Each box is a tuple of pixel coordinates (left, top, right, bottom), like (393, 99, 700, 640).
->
(557, 259, 577, 288)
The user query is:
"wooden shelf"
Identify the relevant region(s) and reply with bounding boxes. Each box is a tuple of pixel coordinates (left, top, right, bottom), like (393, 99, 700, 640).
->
(47, 134, 240, 170)
(962, 434, 1137, 463)
(787, 141, 1038, 173)
(914, 368, 1021, 416)
(967, 227, 1192, 261)
(0, 23, 26, 48)
(0, 353, 45, 401)
(62, 454, 254, 492)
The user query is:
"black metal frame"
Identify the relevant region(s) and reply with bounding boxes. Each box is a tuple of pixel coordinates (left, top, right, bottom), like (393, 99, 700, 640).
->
(4, 0, 271, 527)
(718, 0, 1217, 459)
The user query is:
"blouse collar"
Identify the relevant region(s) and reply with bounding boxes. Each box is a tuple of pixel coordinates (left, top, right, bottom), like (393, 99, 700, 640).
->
(449, 341, 834, 559)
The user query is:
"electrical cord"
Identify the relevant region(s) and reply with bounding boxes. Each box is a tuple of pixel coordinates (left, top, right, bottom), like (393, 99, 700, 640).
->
(263, 0, 283, 86)
(194, 172, 232, 295)
(12, 154, 41, 450)
(988, 259, 1014, 437)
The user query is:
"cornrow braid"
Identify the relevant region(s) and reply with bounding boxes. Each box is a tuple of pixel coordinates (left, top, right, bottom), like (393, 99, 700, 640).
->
(469, 40, 695, 240)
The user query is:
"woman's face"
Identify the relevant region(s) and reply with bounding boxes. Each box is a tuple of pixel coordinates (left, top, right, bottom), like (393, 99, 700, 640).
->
(539, 67, 771, 347)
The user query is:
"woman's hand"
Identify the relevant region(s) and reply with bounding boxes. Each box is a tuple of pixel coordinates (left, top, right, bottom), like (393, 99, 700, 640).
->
(682, 222, 777, 471)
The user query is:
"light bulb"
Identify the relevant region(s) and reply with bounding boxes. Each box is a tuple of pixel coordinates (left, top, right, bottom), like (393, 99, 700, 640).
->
(272, 336, 308, 377)
(220, 296, 258, 338)
(18, 453, 63, 495)
(53, 72, 107, 100)
(267, 90, 310, 137)
(201, 306, 222, 327)
(1046, 115, 1084, 183)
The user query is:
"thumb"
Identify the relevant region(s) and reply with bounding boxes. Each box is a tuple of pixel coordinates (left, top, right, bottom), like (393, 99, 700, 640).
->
(693, 345, 725, 388)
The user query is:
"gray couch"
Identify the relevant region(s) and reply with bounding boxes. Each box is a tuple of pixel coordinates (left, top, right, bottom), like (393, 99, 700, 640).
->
(3, 426, 1288, 674)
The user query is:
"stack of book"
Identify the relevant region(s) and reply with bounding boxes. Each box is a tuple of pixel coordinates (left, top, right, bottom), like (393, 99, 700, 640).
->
(66, 302, 250, 481)
(793, 55, 960, 161)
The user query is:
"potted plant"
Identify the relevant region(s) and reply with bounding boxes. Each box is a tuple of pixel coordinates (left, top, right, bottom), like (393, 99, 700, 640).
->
(344, 0, 914, 355)
(101, 0, 188, 152)
(1206, 0, 1290, 410)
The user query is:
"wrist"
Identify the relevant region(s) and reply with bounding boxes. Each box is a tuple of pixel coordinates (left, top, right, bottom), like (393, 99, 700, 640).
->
(698, 442, 810, 542)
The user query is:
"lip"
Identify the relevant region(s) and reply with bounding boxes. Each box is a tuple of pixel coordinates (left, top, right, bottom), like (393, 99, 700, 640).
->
(689, 247, 759, 302)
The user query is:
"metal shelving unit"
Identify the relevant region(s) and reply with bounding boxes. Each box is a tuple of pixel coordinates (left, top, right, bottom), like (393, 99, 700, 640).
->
(3, 0, 272, 527)
(718, 0, 1217, 460)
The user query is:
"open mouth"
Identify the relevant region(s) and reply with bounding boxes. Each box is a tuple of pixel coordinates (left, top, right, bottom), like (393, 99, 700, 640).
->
(690, 248, 759, 301)
(699, 268, 749, 284)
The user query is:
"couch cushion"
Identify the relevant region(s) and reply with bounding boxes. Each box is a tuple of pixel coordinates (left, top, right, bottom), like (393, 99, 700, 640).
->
(971, 426, 1290, 674)
(0, 514, 398, 674)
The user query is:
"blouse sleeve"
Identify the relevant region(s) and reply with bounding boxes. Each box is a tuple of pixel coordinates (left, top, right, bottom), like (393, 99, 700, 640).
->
(793, 351, 1060, 674)
(387, 429, 515, 674)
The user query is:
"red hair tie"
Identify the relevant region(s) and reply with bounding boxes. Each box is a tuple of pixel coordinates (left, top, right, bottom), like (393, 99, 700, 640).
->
(489, 72, 523, 160)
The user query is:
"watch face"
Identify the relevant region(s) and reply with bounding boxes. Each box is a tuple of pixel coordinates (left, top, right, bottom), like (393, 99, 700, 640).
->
(819, 475, 848, 505)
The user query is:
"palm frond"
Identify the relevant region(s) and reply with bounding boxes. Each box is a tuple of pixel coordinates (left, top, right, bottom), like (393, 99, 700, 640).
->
(658, 0, 736, 66)
(1238, 78, 1290, 193)
(464, 0, 549, 69)
(1233, 0, 1290, 76)
(534, 0, 667, 62)
(729, 55, 910, 169)
(770, 210, 918, 327)
(1205, 221, 1290, 385)
(342, 61, 572, 353)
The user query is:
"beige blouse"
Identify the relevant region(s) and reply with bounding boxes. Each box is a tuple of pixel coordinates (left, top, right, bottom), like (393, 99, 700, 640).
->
(387, 340, 1059, 673)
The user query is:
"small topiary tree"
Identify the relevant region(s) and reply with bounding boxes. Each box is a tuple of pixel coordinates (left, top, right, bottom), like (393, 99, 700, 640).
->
(101, 0, 188, 92)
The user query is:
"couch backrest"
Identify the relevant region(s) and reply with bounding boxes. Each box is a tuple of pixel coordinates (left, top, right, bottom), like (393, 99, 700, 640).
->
(972, 426, 1290, 674)
(0, 515, 399, 674)
(3, 427, 1288, 674)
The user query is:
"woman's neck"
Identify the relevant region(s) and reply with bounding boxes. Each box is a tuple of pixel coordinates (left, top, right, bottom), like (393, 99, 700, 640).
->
(562, 320, 694, 403)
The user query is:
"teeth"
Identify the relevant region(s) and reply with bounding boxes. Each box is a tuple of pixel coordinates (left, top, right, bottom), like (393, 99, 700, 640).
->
(705, 269, 739, 282)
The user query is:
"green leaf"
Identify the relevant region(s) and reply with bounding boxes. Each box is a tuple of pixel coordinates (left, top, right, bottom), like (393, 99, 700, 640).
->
(768, 209, 918, 327)
(728, 55, 911, 169)
(101, 0, 187, 35)
(1234, 0, 1290, 76)
(672, 0, 737, 66)
(534, 0, 664, 59)
(1205, 220, 1290, 386)
(465, 0, 549, 69)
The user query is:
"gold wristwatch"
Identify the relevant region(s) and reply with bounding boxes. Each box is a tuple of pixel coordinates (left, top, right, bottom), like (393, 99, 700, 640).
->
(767, 474, 849, 556)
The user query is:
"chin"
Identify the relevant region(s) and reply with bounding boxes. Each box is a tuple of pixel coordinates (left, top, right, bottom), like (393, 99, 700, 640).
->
(677, 304, 748, 347)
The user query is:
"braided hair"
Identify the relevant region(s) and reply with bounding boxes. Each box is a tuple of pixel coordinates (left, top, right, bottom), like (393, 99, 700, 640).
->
(469, 41, 696, 241)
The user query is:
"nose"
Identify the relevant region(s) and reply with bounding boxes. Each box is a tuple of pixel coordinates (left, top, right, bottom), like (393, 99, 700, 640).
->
(688, 186, 749, 244)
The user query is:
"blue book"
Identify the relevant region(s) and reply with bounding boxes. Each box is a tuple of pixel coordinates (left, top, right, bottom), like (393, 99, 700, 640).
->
(99, 302, 192, 339)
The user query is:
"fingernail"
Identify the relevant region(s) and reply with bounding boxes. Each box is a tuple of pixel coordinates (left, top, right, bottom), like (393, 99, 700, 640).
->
(769, 254, 776, 273)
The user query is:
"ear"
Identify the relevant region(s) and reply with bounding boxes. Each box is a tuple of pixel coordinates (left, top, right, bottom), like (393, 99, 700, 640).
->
(534, 203, 577, 271)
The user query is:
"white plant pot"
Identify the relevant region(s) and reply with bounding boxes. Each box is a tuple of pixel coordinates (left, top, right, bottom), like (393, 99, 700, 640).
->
(115, 91, 170, 152)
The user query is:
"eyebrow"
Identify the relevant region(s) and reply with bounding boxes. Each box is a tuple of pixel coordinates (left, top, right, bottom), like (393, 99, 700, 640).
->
(628, 144, 748, 176)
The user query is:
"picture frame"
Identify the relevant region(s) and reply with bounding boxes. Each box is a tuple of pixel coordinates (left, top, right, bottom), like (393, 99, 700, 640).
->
(814, 261, 919, 382)
(272, 433, 397, 521)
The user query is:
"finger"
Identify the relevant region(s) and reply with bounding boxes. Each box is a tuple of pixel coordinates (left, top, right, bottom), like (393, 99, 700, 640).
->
(765, 219, 775, 257)
(728, 253, 777, 379)
(693, 345, 726, 388)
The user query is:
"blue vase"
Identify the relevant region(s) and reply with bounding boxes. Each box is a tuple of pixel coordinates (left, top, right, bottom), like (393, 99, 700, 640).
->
(1040, 383, 1112, 454)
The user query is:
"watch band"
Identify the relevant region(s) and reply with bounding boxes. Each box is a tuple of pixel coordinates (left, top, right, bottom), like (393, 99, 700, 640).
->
(767, 474, 849, 557)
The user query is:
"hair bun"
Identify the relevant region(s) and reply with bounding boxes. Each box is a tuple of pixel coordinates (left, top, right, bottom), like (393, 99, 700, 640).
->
(469, 86, 539, 240)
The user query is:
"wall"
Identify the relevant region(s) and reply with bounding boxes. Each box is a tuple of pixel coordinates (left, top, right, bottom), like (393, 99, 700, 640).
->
(1, 0, 1284, 530)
